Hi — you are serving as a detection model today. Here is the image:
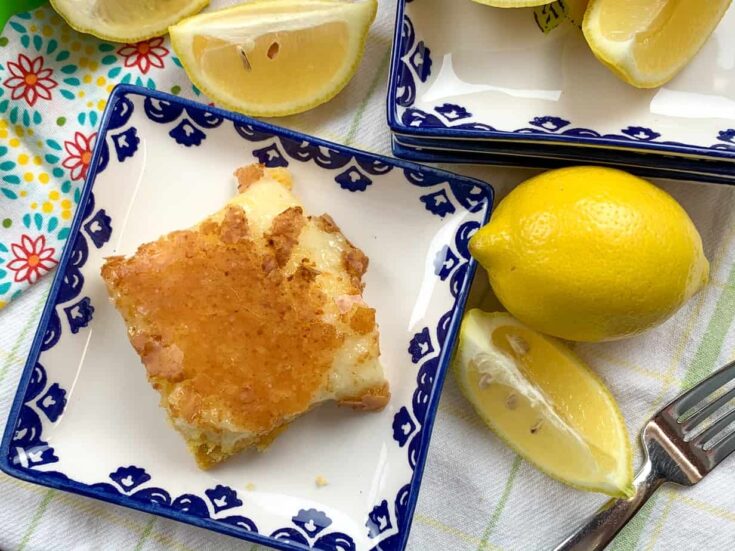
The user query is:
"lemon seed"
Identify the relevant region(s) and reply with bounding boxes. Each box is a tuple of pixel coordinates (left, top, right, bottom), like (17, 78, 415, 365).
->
(238, 46, 252, 71)
(478, 373, 494, 389)
(267, 41, 280, 59)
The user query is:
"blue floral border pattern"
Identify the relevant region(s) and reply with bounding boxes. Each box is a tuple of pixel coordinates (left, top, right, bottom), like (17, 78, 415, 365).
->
(6, 89, 491, 551)
(394, 1, 735, 154)
(365, 170, 483, 547)
(35, 466, 259, 533)
(233, 122, 394, 192)
(10, 102, 125, 471)
(394, 0, 430, 111)
(143, 96, 224, 147)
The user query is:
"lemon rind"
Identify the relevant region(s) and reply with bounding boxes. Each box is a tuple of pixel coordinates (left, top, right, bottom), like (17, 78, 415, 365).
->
(49, 0, 210, 43)
(471, 0, 556, 7)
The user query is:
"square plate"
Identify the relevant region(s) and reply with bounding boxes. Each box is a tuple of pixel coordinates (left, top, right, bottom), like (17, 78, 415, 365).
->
(0, 85, 493, 551)
(391, 134, 735, 185)
(388, 0, 735, 163)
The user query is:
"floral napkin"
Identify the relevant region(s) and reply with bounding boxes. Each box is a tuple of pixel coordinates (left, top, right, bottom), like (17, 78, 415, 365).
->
(0, 5, 205, 308)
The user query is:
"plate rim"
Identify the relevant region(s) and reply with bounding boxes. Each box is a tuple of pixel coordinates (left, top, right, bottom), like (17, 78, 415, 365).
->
(391, 134, 735, 183)
(391, 136, 735, 185)
(0, 83, 494, 551)
(386, 0, 735, 163)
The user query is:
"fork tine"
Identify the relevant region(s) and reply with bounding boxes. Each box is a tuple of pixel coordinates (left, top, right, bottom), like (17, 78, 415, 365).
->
(691, 408, 735, 450)
(712, 431, 735, 466)
(682, 385, 735, 433)
(664, 360, 735, 419)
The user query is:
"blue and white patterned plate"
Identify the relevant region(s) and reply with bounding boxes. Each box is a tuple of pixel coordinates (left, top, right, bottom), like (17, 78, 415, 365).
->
(0, 85, 493, 551)
(388, 0, 735, 164)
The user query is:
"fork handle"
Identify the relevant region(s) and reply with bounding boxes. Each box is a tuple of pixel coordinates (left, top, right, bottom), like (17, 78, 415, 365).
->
(554, 460, 665, 551)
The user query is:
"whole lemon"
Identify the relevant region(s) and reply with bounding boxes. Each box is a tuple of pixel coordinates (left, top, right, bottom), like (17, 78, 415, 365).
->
(469, 167, 709, 342)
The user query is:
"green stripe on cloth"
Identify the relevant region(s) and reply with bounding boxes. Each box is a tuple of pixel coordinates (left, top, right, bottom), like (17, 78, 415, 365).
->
(478, 456, 522, 551)
(344, 49, 391, 146)
(133, 517, 156, 551)
(682, 262, 735, 390)
(642, 491, 677, 551)
(609, 259, 735, 550)
(608, 495, 659, 551)
(18, 488, 56, 551)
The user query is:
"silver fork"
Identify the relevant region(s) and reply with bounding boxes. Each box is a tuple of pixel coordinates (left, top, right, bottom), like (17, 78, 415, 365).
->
(555, 360, 735, 551)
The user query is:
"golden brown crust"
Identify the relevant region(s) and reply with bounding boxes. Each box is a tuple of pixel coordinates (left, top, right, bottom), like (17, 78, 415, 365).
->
(266, 206, 305, 267)
(343, 247, 369, 289)
(338, 382, 390, 411)
(335, 294, 365, 314)
(313, 213, 340, 234)
(167, 381, 202, 423)
(138, 339, 185, 382)
(312, 214, 370, 291)
(100, 256, 125, 287)
(219, 205, 249, 243)
(294, 259, 321, 283)
(234, 163, 264, 193)
(349, 306, 376, 335)
(101, 206, 342, 437)
(261, 254, 278, 275)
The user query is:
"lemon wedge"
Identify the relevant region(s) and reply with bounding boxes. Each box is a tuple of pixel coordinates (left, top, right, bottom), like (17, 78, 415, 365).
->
(583, 0, 731, 88)
(472, 0, 555, 7)
(50, 0, 209, 43)
(453, 310, 633, 497)
(169, 0, 377, 117)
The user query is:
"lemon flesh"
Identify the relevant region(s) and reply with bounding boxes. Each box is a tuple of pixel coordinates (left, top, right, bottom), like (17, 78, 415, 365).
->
(50, 0, 209, 43)
(471, 0, 556, 7)
(169, 0, 377, 117)
(583, 0, 732, 88)
(470, 166, 709, 342)
(454, 310, 633, 497)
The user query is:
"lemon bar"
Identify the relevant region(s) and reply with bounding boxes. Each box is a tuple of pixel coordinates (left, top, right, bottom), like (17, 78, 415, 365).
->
(101, 164, 389, 468)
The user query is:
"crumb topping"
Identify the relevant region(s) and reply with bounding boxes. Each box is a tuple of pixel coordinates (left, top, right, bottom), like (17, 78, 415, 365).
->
(266, 206, 305, 267)
(313, 213, 339, 234)
(315, 475, 328, 488)
(234, 164, 265, 192)
(219, 205, 249, 243)
(343, 246, 369, 289)
(349, 306, 376, 335)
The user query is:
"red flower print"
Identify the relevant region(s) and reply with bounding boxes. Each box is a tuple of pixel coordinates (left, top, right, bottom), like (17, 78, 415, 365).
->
(62, 132, 97, 181)
(3, 54, 58, 107)
(117, 37, 169, 74)
(6, 235, 58, 284)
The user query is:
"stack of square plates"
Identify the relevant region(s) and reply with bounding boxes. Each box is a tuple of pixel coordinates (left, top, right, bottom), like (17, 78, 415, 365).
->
(388, 0, 735, 185)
